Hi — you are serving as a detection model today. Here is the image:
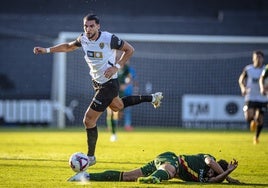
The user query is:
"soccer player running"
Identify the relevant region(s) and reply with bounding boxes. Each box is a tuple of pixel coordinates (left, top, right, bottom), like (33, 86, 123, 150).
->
(33, 14, 163, 166)
(68, 151, 241, 184)
(238, 50, 268, 144)
(107, 61, 137, 142)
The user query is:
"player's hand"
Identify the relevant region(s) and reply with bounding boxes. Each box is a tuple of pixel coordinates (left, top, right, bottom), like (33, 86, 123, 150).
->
(260, 88, 265, 95)
(104, 66, 118, 79)
(240, 88, 247, 96)
(260, 88, 268, 96)
(227, 159, 238, 172)
(225, 159, 242, 184)
(33, 47, 46, 54)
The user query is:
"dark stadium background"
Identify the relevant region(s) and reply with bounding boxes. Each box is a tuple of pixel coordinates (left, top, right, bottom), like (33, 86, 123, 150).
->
(0, 0, 268, 127)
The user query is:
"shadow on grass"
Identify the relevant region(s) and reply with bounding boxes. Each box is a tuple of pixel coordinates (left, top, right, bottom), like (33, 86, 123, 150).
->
(0, 157, 144, 165)
(2, 157, 267, 187)
(161, 181, 268, 187)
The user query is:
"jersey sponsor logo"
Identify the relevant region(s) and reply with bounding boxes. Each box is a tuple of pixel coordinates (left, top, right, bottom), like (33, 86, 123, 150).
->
(87, 51, 103, 59)
(252, 77, 259, 83)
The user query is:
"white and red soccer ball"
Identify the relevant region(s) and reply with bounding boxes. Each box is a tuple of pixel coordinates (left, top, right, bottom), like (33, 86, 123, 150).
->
(69, 152, 89, 172)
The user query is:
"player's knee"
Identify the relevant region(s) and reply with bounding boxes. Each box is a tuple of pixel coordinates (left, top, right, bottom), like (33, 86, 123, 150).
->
(122, 173, 136, 181)
(122, 170, 143, 181)
(110, 107, 120, 112)
(83, 115, 96, 128)
(82, 116, 89, 128)
(159, 164, 176, 178)
(110, 103, 124, 112)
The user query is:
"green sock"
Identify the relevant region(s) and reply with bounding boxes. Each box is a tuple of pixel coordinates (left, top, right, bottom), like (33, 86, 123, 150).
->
(111, 120, 118, 134)
(150, 169, 169, 181)
(90, 170, 123, 181)
(107, 116, 112, 130)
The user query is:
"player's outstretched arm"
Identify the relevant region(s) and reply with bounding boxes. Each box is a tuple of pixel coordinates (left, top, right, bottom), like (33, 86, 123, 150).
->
(33, 40, 79, 55)
(207, 159, 239, 183)
(226, 176, 241, 184)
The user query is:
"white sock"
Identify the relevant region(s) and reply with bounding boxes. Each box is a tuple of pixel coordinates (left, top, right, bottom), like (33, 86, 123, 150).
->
(151, 94, 155, 102)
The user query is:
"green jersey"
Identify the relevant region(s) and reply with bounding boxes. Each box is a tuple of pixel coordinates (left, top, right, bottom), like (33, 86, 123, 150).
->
(178, 154, 215, 182)
(117, 65, 130, 97)
(140, 152, 216, 183)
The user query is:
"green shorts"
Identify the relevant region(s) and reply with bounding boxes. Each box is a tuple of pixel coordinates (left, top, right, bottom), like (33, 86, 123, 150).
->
(140, 152, 179, 176)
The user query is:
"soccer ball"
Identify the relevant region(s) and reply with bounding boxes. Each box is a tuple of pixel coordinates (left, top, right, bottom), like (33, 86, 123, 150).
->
(69, 152, 89, 172)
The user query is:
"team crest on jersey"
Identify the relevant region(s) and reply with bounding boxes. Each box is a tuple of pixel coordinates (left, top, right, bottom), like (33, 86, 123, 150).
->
(99, 42, 104, 49)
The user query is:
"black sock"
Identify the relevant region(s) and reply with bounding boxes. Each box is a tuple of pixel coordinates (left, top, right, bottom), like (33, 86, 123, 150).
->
(256, 125, 263, 138)
(86, 126, 98, 156)
(122, 95, 152, 108)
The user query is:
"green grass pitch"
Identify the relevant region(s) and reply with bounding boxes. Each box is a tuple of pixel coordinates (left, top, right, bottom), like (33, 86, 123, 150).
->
(0, 127, 267, 188)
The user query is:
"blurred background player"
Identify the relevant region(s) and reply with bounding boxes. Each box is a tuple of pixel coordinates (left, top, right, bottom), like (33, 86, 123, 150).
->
(238, 50, 268, 144)
(106, 107, 119, 142)
(120, 61, 138, 131)
(106, 60, 138, 141)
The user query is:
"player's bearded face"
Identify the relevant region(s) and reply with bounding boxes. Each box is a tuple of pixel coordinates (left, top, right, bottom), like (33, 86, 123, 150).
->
(252, 54, 264, 67)
(83, 20, 100, 40)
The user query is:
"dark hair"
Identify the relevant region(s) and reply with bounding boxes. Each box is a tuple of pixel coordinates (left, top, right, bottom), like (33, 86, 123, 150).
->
(253, 50, 264, 57)
(83, 14, 100, 24)
(213, 159, 228, 176)
(217, 159, 228, 171)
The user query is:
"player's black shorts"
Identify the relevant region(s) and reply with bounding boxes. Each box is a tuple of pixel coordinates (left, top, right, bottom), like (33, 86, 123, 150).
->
(244, 101, 268, 113)
(90, 79, 119, 112)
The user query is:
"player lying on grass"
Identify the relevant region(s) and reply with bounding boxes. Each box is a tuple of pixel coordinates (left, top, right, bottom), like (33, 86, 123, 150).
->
(68, 151, 241, 184)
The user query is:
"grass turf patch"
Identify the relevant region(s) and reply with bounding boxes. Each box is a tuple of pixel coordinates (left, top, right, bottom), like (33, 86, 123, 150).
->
(0, 127, 267, 187)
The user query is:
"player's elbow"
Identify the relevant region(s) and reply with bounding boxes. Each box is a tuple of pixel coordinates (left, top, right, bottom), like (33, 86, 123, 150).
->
(205, 156, 214, 166)
(128, 46, 135, 56)
(208, 177, 224, 183)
